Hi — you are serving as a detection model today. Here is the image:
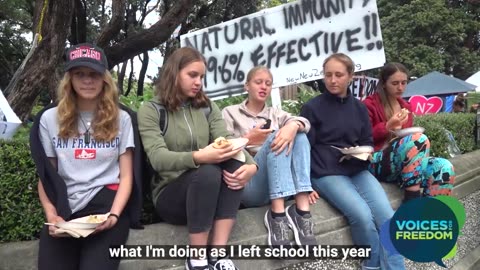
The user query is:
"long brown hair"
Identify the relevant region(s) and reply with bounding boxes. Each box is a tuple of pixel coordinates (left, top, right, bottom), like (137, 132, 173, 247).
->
(57, 70, 119, 142)
(155, 47, 209, 111)
(377, 62, 409, 119)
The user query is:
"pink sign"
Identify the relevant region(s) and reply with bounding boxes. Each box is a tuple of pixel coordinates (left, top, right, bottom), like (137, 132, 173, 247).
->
(408, 95, 443, 115)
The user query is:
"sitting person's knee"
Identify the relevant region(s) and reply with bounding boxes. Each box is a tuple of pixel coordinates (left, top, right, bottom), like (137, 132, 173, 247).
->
(196, 164, 222, 186)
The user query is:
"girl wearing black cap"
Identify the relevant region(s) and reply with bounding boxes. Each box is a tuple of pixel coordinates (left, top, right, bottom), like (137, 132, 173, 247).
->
(32, 43, 136, 270)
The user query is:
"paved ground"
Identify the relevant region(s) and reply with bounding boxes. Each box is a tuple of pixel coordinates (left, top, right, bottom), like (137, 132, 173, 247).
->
(281, 190, 480, 270)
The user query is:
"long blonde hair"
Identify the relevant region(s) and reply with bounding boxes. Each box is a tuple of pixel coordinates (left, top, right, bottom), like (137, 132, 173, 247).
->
(245, 66, 273, 84)
(377, 62, 409, 119)
(57, 70, 119, 142)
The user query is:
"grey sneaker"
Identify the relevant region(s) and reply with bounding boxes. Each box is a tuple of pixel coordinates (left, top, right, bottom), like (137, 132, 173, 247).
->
(286, 204, 317, 246)
(264, 209, 291, 247)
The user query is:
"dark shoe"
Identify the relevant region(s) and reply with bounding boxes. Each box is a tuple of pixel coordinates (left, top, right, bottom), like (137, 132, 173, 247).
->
(286, 204, 317, 246)
(185, 258, 212, 270)
(264, 209, 291, 247)
(209, 258, 238, 270)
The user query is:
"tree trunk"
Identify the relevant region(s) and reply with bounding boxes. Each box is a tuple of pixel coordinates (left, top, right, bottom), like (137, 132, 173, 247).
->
(137, 52, 149, 96)
(70, 0, 87, 44)
(7, 0, 74, 121)
(96, 0, 126, 47)
(118, 60, 128, 95)
(125, 59, 134, 96)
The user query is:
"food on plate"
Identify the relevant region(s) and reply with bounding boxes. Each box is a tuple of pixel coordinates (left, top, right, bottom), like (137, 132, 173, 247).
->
(212, 137, 232, 149)
(86, 215, 106, 223)
(398, 108, 410, 118)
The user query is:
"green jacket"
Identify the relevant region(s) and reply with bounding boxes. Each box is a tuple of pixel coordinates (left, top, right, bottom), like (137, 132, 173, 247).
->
(137, 99, 256, 204)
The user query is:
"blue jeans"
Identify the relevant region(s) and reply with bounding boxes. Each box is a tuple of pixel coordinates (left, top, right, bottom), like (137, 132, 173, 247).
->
(242, 132, 313, 207)
(311, 170, 405, 270)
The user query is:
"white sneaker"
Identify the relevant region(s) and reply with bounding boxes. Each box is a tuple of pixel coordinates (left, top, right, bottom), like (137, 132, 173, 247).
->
(211, 258, 238, 270)
(185, 258, 211, 270)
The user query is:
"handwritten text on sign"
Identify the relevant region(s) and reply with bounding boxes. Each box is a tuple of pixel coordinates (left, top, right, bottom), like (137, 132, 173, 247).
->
(350, 75, 379, 100)
(180, 0, 385, 99)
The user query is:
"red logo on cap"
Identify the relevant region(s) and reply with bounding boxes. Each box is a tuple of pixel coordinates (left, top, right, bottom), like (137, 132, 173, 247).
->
(70, 46, 101, 61)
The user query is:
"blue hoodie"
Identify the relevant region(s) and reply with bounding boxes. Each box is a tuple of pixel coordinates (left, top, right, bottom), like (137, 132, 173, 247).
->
(300, 90, 373, 178)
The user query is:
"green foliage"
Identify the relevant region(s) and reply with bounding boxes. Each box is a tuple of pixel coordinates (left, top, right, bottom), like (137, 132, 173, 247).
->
(12, 123, 32, 141)
(258, 0, 295, 9)
(214, 94, 248, 110)
(11, 105, 42, 141)
(414, 113, 477, 158)
(0, 140, 44, 243)
(119, 85, 155, 111)
(378, 0, 480, 79)
(466, 92, 480, 110)
(0, 0, 32, 89)
(281, 84, 320, 115)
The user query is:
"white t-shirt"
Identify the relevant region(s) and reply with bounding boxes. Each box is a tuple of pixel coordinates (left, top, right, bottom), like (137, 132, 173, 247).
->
(39, 107, 135, 213)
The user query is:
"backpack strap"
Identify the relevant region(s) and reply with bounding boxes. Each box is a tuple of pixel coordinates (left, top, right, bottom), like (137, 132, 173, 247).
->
(201, 100, 212, 121)
(149, 101, 212, 135)
(150, 101, 168, 136)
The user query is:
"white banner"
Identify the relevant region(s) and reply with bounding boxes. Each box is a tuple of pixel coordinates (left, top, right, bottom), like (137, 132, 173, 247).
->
(0, 90, 22, 140)
(181, 0, 385, 99)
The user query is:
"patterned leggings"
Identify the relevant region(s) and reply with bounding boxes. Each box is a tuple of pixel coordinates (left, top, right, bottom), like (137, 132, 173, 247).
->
(368, 133, 455, 196)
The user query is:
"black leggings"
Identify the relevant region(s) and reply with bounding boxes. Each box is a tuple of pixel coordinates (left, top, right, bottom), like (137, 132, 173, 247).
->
(155, 159, 243, 233)
(38, 187, 130, 270)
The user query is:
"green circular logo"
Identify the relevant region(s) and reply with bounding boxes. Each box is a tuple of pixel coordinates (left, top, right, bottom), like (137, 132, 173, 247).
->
(380, 196, 465, 267)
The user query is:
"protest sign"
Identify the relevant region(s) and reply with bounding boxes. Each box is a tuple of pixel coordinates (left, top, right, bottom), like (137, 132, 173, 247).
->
(408, 95, 444, 115)
(0, 90, 22, 140)
(350, 75, 378, 100)
(180, 0, 385, 99)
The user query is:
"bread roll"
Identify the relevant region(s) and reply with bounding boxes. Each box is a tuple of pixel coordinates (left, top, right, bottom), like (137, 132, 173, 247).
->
(213, 137, 232, 149)
(398, 108, 410, 118)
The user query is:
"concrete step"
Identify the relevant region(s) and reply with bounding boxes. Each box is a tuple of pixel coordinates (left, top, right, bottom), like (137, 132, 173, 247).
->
(451, 245, 480, 270)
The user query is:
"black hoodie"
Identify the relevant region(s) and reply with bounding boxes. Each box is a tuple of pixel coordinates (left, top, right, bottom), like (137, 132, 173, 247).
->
(300, 90, 373, 178)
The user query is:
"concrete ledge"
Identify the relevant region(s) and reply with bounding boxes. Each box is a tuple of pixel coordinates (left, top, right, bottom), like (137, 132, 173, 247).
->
(1, 150, 480, 270)
(452, 245, 480, 270)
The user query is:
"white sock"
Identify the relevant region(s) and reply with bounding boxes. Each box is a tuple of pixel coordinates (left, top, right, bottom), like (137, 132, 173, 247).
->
(189, 258, 208, 267)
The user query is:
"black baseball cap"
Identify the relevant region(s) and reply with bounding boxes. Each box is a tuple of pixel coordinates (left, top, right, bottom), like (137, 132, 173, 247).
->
(64, 43, 108, 73)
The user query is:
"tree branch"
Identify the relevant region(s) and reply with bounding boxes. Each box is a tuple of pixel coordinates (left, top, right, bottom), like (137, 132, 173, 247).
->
(104, 0, 197, 67)
(96, 0, 126, 47)
(144, 0, 160, 17)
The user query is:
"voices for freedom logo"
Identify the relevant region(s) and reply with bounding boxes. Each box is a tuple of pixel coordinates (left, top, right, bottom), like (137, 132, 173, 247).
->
(379, 196, 466, 267)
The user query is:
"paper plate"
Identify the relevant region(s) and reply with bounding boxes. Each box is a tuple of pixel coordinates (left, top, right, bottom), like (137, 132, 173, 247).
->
(393, 127, 425, 138)
(56, 213, 109, 230)
(246, 145, 262, 152)
(228, 138, 249, 150)
(331, 145, 374, 155)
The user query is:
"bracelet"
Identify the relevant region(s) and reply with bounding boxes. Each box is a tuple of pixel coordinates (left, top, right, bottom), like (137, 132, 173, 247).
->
(109, 213, 119, 220)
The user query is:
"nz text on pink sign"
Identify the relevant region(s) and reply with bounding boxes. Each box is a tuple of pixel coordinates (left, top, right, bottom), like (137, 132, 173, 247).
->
(408, 95, 443, 115)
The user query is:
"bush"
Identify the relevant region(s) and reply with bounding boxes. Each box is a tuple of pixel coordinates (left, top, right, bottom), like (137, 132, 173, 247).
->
(281, 84, 320, 115)
(414, 113, 477, 158)
(0, 139, 44, 242)
(214, 94, 248, 110)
